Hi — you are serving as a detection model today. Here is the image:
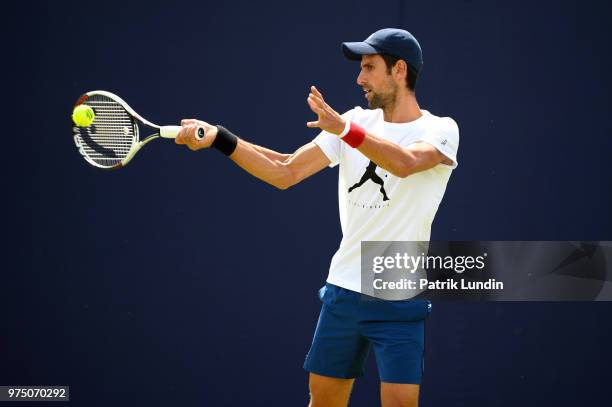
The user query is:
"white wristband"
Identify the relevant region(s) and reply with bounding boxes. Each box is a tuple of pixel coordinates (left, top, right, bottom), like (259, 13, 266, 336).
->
(337, 119, 351, 138)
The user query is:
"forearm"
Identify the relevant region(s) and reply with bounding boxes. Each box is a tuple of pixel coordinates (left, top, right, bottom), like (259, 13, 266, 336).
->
(357, 133, 415, 177)
(242, 140, 291, 162)
(355, 131, 444, 177)
(229, 139, 294, 189)
(175, 118, 330, 189)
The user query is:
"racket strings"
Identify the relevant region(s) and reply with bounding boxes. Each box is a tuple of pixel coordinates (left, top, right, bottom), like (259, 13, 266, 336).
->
(72, 94, 138, 168)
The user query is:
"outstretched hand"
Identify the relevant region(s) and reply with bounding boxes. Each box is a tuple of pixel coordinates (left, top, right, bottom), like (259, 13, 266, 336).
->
(306, 86, 345, 135)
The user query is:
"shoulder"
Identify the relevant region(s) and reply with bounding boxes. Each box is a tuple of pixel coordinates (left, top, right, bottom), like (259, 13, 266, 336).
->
(421, 110, 459, 139)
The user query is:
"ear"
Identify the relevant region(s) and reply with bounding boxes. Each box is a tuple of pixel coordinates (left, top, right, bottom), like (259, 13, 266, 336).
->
(393, 59, 408, 83)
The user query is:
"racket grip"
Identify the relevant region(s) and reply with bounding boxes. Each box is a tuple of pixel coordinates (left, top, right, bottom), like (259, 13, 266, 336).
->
(159, 126, 206, 140)
(159, 126, 182, 138)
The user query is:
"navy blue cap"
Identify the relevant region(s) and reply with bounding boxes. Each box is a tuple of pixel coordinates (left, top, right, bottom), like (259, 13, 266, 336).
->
(342, 28, 423, 73)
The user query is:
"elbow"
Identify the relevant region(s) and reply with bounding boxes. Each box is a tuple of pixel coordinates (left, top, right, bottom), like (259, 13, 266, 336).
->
(393, 154, 421, 178)
(272, 166, 297, 190)
(274, 179, 293, 190)
(392, 163, 415, 179)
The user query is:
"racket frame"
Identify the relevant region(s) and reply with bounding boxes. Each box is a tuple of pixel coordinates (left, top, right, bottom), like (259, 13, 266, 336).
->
(73, 90, 188, 170)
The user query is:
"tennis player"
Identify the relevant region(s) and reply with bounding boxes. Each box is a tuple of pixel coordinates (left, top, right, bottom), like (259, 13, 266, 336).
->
(176, 28, 459, 407)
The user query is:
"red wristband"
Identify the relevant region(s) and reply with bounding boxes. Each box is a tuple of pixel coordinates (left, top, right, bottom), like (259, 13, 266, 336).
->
(341, 122, 366, 148)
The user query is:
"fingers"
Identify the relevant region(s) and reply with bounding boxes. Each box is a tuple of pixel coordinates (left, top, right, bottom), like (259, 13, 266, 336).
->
(174, 127, 190, 145)
(185, 126, 200, 151)
(310, 87, 329, 108)
(306, 86, 330, 130)
(175, 124, 198, 149)
(311, 85, 323, 99)
(177, 119, 198, 144)
(308, 104, 325, 117)
(307, 95, 325, 115)
(175, 118, 215, 150)
(309, 87, 339, 117)
(308, 92, 325, 108)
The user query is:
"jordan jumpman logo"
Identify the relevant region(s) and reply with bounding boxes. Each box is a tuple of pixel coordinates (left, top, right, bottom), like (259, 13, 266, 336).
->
(347, 161, 390, 201)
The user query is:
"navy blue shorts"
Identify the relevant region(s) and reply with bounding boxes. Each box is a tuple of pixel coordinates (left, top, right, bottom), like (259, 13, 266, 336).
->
(304, 283, 431, 384)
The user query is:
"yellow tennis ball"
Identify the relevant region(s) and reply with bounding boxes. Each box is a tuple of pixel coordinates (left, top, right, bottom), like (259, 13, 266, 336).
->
(72, 104, 95, 127)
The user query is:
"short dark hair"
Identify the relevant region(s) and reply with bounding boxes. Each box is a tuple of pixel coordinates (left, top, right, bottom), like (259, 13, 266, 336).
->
(380, 54, 418, 91)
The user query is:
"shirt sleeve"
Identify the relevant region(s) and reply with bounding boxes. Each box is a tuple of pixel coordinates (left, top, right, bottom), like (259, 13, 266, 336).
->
(417, 117, 460, 169)
(312, 109, 355, 168)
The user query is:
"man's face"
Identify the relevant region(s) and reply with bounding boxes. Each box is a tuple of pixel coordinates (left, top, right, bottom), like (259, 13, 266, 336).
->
(356, 54, 398, 109)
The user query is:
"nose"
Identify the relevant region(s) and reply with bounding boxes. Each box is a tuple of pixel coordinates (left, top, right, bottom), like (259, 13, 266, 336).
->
(357, 70, 365, 86)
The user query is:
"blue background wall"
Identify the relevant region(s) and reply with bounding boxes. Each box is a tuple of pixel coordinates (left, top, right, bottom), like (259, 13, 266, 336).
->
(3, 0, 611, 405)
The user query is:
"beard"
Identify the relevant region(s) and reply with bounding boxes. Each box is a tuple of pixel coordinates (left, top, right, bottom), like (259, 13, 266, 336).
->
(367, 85, 397, 110)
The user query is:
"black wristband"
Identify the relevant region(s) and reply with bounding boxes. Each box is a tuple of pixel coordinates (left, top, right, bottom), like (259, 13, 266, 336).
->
(212, 125, 238, 156)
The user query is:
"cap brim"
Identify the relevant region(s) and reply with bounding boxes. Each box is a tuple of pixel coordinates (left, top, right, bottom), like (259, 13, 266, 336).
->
(342, 41, 381, 60)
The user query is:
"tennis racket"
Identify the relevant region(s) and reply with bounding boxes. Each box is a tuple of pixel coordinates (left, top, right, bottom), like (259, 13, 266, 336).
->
(71, 90, 204, 169)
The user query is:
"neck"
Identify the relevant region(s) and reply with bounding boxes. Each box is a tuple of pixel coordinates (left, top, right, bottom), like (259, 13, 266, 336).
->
(382, 90, 421, 123)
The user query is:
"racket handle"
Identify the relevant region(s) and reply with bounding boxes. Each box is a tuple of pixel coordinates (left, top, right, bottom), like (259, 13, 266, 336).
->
(160, 126, 206, 140)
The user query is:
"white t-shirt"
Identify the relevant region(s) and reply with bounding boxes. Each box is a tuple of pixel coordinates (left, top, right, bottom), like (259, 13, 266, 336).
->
(313, 106, 459, 293)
